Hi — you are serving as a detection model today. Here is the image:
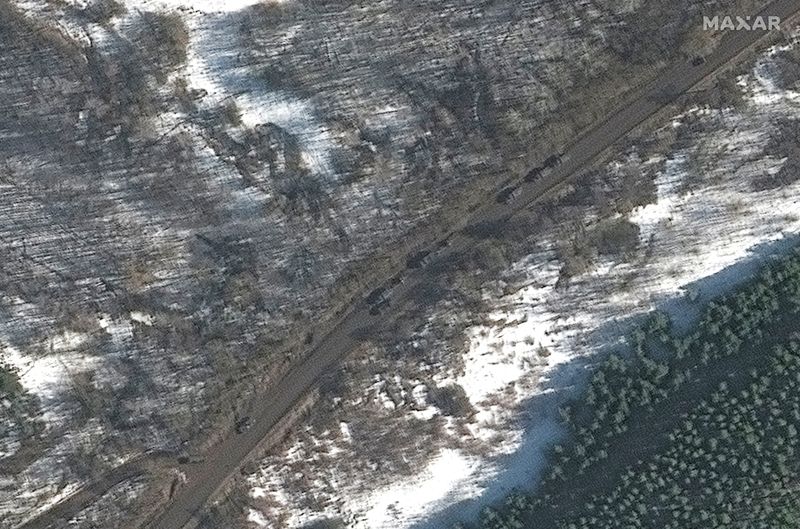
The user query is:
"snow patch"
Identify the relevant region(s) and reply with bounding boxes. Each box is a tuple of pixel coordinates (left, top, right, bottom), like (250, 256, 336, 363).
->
(362, 449, 482, 529)
(248, 508, 271, 528)
(245, 42, 800, 529)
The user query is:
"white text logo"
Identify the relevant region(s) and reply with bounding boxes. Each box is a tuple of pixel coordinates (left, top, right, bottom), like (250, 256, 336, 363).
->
(703, 15, 781, 31)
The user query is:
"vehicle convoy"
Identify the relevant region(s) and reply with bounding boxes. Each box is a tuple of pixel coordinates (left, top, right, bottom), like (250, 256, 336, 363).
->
(102, 1, 800, 526)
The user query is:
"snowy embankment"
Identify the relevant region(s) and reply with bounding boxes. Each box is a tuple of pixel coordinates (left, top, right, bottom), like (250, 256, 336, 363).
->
(244, 44, 800, 529)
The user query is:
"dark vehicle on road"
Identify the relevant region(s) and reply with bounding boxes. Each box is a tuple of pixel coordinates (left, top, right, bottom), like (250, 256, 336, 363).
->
(542, 154, 562, 169)
(368, 298, 390, 316)
(235, 416, 252, 434)
(524, 166, 543, 183)
(496, 185, 522, 204)
(366, 273, 404, 315)
(524, 154, 562, 183)
(406, 237, 451, 270)
(366, 286, 388, 306)
(406, 249, 432, 269)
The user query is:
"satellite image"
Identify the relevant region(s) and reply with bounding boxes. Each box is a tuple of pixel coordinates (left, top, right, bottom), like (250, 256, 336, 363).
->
(2, 1, 800, 528)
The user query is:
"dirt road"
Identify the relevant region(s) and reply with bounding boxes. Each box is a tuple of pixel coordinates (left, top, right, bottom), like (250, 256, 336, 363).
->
(20, 2, 800, 528)
(147, 3, 800, 525)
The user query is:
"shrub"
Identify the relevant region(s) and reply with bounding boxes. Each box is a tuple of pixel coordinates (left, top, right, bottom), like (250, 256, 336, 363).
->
(429, 383, 474, 417)
(0, 364, 22, 396)
(300, 519, 346, 529)
(138, 11, 189, 71)
(83, 0, 127, 25)
(592, 218, 640, 256)
(221, 100, 243, 127)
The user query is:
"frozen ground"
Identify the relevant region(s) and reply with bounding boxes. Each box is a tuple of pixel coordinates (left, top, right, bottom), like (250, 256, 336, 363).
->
(0, 0, 659, 526)
(0, 1, 795, 528)
(243, 41, 800, 529)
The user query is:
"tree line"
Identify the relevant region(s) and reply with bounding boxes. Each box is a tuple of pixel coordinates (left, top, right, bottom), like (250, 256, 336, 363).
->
(463, 247, 800, 529)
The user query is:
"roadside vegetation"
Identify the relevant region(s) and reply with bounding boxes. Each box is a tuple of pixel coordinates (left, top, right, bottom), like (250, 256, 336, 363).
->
(0, 358, 45, 475)
(135, 11, 189, 75)
(227, 0, 741, 352)
(465, 246, 800, 529)
(0, 362, 21, 398)
(82, 0, 126, 25)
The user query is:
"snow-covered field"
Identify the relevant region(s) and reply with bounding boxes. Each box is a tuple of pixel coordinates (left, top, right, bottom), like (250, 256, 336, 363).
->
(1, 1, 798, 528)
(0, 1, 657, 526)
(243, 42, 800, 529)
